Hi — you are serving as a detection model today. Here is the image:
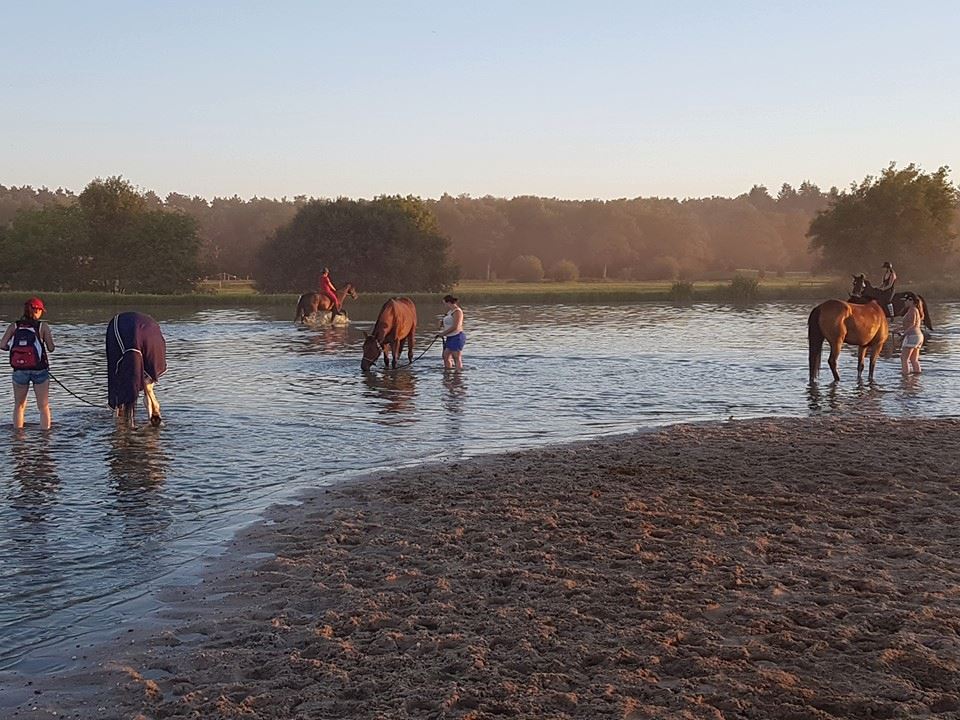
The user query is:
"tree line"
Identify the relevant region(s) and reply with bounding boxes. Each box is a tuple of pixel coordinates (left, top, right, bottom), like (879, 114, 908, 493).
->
(1, 164, 957, 293)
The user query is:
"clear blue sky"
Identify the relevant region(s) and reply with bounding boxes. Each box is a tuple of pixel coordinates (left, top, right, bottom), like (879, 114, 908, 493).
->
(2, 1, 958, 201)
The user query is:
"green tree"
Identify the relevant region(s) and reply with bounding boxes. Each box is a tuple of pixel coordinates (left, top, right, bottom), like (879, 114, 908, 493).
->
(508, 255, 544, 281)
(0, 177, 201, 292)
(808, 164, 958, 277)
(254, 196, 458, 292)
(548, 259, 579, 281)
(0, 204, 89, 291)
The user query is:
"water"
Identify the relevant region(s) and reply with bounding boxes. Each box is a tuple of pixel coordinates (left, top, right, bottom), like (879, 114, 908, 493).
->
(1, 300, 958, 675)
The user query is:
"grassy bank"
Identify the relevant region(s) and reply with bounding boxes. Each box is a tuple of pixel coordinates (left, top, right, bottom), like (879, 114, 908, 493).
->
(3, 276, 957, 308)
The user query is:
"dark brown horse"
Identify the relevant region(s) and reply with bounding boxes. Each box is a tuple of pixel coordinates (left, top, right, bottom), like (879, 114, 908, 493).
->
(809, 298, 888, 383)
(850, 275, 933, 331)
(361, 298, 417, 371)
(294, 283, 358, 324)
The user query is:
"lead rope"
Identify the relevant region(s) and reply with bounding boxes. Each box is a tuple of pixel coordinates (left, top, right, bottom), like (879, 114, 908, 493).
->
(399, 334, 441, 368)
(48, 370, 110, 410)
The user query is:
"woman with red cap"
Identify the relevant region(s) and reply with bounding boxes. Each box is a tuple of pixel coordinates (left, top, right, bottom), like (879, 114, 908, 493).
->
(0, 297, 56, 429)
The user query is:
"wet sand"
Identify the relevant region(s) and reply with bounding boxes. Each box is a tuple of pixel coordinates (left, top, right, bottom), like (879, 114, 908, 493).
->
(9, 416, 960, 719)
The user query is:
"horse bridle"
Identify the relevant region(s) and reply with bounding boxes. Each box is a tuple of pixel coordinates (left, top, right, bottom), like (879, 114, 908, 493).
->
(362, 335, 384, 366)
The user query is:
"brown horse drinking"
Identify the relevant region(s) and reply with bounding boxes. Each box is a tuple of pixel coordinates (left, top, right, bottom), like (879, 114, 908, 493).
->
(294, 283, 358, 324)
(808, 298, 888, 383)
(361, 298, 417, 371)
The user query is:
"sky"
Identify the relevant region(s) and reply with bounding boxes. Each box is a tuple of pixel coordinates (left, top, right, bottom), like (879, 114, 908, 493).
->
(2, 1, 959, 201)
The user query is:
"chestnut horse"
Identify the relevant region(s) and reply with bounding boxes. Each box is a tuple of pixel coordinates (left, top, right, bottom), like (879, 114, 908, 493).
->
(294, 283, 358, 324)
(850, 274, 933, 331)
(808, 298, 888, 383)
(361, 298, 417, 371)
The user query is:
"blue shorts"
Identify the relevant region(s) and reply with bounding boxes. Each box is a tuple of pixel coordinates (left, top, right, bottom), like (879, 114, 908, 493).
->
(12, 369, 50, 386)
(443, 332, 466, 352)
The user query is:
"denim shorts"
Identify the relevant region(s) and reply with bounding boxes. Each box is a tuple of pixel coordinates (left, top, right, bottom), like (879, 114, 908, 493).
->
(443, 332, 466, 352)
(12, 369, 50, 386)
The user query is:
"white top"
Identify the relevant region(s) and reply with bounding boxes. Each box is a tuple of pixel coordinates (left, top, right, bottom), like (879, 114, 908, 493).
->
(441, 306, 464, 335)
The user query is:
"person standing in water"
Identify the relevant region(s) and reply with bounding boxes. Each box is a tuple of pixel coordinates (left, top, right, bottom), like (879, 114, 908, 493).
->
(1, 297, 55, 430)
(899, 292, 924, 376)
(436, 294, 465, 369)
(318, 267, 342, 316)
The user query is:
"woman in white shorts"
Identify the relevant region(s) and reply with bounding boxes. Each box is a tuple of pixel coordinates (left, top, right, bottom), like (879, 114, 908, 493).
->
(899, 292, 924, 376)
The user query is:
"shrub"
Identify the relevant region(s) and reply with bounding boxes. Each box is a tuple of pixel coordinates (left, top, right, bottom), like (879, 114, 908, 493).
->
(549, 259, 579, 282)
(650, 255, 681, 281)
(668, 281, 695, 301)
(509, 255, 545, 282)
(727, 274, 760, 302)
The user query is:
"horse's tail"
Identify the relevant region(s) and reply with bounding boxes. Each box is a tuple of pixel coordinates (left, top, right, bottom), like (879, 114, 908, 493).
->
(294, 294, 306, 323)
(808, 304, 824, 381)
(919, 295, 934, 332)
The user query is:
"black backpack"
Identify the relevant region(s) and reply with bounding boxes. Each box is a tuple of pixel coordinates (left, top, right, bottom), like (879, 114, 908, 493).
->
(9, 321, 46, 370)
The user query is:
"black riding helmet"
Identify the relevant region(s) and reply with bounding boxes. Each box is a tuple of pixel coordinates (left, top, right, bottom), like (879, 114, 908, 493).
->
(882, 261, 893, 269)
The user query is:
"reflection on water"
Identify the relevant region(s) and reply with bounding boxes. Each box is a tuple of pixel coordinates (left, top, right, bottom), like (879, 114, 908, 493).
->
(108, 426, 169, 491)
(442, 370, 468, 414)
(1, 300, 959, 676)
(363, 370, 418, 419)
(108, 427, 171, 536)
(9, 433, 60, 525)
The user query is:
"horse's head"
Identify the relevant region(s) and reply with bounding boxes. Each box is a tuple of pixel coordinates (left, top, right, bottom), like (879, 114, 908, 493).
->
(345, 283, 359, 300)
(851, 274, 866, 296)
(360, 332, 381, 371)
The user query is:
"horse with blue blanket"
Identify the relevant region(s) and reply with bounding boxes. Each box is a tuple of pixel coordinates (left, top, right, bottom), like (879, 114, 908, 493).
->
(106, 312, 166, 427)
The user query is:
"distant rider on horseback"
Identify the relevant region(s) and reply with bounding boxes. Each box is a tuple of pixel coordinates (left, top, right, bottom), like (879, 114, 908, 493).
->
(879, 261, 897, 318)
(319, 267, 343, 316)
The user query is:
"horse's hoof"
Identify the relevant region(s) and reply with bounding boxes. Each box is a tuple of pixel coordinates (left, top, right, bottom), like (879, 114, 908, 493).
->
(150, 414, 163, 427)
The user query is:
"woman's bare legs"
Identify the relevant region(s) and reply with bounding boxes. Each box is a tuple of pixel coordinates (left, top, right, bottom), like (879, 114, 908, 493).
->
(12, 381, 29, 428)
(12, 380, 51, 429)
(34, 380, 51, 429)
(909, 346, 922, 375)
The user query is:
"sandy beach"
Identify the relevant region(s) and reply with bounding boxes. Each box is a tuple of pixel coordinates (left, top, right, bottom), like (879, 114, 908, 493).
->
(9, 415, 960, 719)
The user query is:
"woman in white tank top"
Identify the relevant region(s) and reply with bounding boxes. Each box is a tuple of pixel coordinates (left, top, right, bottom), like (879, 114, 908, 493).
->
(437, 295, 465, 369)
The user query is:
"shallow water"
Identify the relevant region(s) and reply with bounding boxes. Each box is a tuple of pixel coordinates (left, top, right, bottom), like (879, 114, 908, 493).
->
(1, 300, 958, 675)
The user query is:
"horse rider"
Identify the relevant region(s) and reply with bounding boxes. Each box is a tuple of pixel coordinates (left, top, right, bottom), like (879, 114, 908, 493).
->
(319, 267, 343, 316)
(879, 261, 897, 317)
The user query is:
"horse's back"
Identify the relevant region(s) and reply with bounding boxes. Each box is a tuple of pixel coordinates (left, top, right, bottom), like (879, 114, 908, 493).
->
(814, 298, 886, 344)
(377, 297, 417, 337)
(844, 300, 888, 344)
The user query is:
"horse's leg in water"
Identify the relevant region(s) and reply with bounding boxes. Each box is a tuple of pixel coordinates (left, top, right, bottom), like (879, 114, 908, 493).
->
(407, 333, 415, 365)
(144, 380, 162, 426)
(856, 345, 868, 379)
(827, 339, 843, 382)
(868, 338, 884, 380)
(118, 402, 136, 428)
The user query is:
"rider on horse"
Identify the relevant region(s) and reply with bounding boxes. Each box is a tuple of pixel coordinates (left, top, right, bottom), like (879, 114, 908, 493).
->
(319, 268, 343, 316)
(879, 261, 897, 318)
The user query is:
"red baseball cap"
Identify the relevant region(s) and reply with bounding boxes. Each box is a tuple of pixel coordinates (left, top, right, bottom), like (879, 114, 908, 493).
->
(25, 297, 45, 312)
